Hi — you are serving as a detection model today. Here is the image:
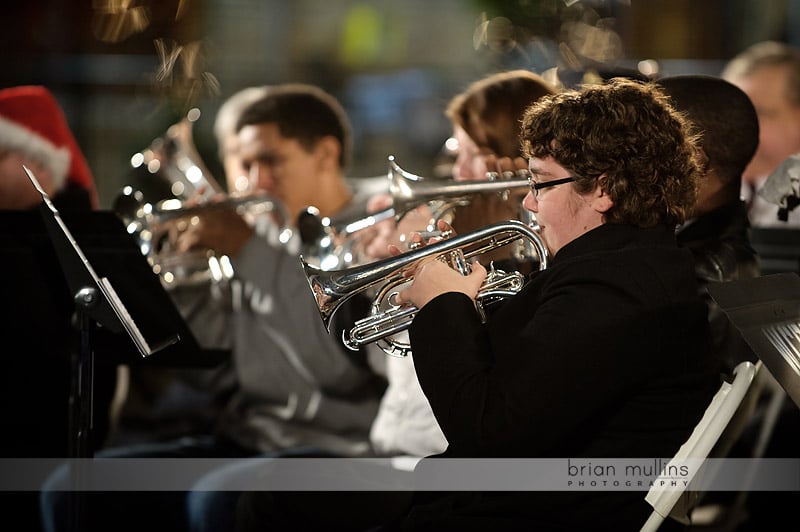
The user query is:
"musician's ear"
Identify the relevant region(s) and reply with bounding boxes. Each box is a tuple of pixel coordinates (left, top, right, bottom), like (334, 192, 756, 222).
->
(315, 136, 341, 171)
(592, 174, 613, 213)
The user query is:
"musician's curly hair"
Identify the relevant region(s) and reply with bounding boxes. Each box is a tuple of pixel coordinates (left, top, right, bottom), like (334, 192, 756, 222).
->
(520, 78, 702, 227)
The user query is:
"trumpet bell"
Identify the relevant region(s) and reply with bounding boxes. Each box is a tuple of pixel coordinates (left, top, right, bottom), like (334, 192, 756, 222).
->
(129, 108, 223, 202)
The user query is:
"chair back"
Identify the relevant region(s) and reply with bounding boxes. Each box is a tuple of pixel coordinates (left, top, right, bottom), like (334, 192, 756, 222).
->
(640, 360, 759, 532)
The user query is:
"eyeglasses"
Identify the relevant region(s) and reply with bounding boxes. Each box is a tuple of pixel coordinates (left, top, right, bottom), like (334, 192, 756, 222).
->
(527, 176, 577, 198)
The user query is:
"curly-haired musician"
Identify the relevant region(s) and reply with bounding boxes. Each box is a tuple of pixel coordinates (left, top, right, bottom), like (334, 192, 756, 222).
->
(387, 78, 720, 531)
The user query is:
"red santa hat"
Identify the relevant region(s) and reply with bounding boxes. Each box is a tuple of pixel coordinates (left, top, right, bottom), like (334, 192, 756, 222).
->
(0, 85, 98, 207)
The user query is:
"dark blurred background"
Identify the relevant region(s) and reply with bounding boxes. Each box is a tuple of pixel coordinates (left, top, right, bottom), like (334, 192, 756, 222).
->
(2, 0, 800, 208)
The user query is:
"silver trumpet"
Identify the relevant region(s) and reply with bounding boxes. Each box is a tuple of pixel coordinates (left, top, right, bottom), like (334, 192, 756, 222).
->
(387, 155, 530, 224)
(300, 219, 548, 357)
(118, 189, 291, 288)
(299, 155, 531, 271)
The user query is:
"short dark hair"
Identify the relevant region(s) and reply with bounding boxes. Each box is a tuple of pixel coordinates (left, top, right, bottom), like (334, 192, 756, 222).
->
(521, 78, 702, 227)
(657, 75, 758, 194)
(236, 83, 352, 169)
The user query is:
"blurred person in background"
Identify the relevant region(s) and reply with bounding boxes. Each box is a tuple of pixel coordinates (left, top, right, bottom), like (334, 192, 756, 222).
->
(368, 69, 557, 460)
(0, 84, 113, 532)
(106, 86, 270, 448)
(675, 71, 800, 530)
(214, 86, 271, 196)
(657, 75, 760, 371)
(0, 85, 98, 211)
(722, 40, 800, 227)
(365, 69, 556, 261)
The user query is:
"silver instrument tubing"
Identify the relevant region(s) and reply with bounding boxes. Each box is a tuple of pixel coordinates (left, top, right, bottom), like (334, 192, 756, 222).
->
(299, 156, 532, 272)
(300, 219, 548, 357)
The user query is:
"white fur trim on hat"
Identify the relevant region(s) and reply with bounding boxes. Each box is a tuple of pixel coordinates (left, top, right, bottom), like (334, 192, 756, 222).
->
(0, 114, 70, 190)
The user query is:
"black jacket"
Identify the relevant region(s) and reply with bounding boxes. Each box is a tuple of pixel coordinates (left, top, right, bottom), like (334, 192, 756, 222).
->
(402, 223, 719, 531)
(677, 200, 759, 372)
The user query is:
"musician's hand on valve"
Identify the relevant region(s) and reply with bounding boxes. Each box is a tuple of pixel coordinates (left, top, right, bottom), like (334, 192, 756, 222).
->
(394, 256, 486, 309)
(393, 220, 487, 309)
(457, 154, 529, 233)
(386, 219, 448, 256)
(480, 154, 528, 181)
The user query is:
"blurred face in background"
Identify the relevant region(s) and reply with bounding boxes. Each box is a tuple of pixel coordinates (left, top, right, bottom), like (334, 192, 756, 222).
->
(450, 126, 494, 182)
(221, 131, 250, 196)
(0, 150, 56, 209)
(730, 64, 800, 184)
(237, 122, 334, 222)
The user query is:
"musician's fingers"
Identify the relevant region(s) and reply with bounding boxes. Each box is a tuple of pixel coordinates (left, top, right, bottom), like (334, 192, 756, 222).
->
(394, 287, 409, 306)
(469, 260, 487, 278)
(408, 231, 426, 249)
(483, 153, 499, 174)
(465, 261, 488, 297)
(486, 156, 529, 179)
(367, 193, 393, 213)
(437, 219, 455, 235)
(175, 229, 200, 253)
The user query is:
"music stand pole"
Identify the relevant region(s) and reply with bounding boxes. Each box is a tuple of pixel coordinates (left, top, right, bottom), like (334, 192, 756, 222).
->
(69, 287, 100, 532)
(70, 287, 99, 460)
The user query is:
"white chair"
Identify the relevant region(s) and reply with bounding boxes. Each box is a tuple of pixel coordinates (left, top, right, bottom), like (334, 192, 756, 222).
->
(640, 360, 760, 532)
(687, 364, 787, 530)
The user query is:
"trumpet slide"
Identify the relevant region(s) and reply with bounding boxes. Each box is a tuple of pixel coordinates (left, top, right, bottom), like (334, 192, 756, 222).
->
(300, 219, 548, 357)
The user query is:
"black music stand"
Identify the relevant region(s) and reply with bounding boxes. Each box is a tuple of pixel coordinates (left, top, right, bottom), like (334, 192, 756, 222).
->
(707, 272, 800, 409)
(8, 168, 228, 531)
(26, 167, 179, 460)
(4, 169, 228, 458)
